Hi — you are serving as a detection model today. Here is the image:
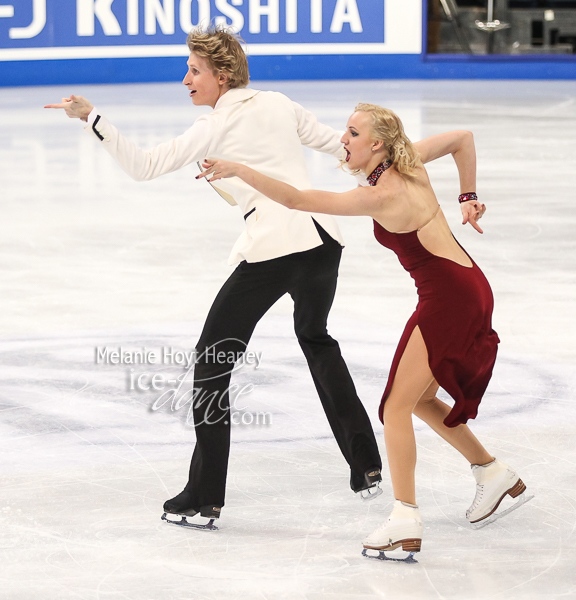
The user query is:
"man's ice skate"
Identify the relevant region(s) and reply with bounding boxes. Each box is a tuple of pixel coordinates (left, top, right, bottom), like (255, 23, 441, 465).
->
(362, 500, 422, 563)
(353, 467, 383, 501)
(466, 458, 532, 527)
(161, 490, 221, 531)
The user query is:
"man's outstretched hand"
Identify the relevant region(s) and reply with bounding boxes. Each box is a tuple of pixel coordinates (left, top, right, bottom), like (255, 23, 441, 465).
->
(44, 95, 93, 121)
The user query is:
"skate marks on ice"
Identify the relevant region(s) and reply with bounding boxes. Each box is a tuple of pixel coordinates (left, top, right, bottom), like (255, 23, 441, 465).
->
(471, 491, 535, 530)
(0, 323, 574, 599)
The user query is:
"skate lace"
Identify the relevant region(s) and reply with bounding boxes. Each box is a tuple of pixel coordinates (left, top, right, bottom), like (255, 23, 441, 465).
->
(470, 484, 484, 511)
(374, 517, 394, 534)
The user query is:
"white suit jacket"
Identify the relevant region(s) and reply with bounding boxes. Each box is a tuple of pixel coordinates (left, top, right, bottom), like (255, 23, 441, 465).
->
(85, 88, 345, 265)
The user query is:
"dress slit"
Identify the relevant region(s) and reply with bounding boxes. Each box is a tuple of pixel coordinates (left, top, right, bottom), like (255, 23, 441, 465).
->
(378, 312, 419, 423)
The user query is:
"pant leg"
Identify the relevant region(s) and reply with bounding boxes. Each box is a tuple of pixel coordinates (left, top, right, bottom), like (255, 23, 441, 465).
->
(184, 258, 293, 510)
(289, 226, 382, 489)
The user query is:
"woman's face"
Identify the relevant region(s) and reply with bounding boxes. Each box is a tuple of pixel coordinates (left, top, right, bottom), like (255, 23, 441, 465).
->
(340, 111, 380, 172)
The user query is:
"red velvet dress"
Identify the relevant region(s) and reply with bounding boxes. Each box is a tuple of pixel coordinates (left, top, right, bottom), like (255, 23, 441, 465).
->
(374, 219, 500, 428)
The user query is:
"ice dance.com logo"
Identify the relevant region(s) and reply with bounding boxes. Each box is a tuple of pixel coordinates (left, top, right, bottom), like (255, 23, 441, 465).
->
(95, 342, 271, 427)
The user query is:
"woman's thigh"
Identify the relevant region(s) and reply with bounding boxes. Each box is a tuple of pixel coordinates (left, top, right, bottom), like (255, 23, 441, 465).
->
(383, 326, 436, 418)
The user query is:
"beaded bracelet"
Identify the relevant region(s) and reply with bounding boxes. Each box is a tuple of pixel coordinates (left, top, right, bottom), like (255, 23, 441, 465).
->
(458, 192, 478, 204)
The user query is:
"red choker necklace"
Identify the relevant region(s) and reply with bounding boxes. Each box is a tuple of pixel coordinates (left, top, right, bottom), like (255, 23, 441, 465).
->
(367, 160, 393, 186)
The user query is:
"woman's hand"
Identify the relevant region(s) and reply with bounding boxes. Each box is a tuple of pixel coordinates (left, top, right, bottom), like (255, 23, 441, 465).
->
(461, 200, 486, 234)
(44, 95, 93, 121)
(197, 159, 242, 182)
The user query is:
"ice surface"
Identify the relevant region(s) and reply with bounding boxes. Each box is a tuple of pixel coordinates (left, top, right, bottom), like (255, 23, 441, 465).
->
(0, 79, 575, 599)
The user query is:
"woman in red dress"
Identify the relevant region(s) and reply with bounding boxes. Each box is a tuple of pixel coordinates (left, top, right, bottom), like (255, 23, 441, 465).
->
(198, 104, 528, 556)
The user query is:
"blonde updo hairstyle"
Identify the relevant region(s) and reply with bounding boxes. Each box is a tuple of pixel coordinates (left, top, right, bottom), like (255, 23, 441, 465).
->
(355, 103, 420, 177)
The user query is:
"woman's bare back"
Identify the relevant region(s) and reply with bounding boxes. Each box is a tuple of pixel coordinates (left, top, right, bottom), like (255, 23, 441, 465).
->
(372, 163, 473, 268)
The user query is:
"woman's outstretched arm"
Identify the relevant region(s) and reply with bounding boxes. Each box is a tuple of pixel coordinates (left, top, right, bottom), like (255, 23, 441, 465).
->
(198, 159, 383, 217)
(414, 131, 485, 233)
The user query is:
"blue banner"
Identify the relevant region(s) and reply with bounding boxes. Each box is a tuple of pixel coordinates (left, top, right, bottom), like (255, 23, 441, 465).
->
(0, 0, 385, 50)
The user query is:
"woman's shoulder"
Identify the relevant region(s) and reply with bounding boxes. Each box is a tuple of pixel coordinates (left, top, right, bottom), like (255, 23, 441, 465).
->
(374, 166, 420, 193)
(376, 166, 432, 211)
(406, 163, 433, 190)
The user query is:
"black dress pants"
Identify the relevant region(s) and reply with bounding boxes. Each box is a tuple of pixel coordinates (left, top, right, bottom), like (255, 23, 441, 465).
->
(184, 224, 382, 510)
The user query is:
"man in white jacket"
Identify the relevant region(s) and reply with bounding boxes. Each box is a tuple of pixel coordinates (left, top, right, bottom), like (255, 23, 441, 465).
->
(46, 25, 382, 527)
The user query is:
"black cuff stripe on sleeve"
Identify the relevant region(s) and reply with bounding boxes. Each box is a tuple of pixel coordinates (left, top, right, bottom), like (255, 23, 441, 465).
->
(92, 115, 104, 141)
(243, 207, 256, 220)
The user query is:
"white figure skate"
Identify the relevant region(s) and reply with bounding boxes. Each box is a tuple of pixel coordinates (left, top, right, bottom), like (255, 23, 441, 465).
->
(466, 458, 531, 526)
(362, 500, 422, 562)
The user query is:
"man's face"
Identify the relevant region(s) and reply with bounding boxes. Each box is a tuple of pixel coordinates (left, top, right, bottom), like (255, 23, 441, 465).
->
(183, 53, 228, 108)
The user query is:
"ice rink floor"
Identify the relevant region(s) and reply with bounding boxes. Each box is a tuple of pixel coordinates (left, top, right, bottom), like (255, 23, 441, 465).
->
(1, 78, 575, 599)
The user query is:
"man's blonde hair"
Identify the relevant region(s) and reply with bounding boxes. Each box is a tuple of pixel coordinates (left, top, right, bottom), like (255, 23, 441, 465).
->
(187, 25, 249, 89)
(355, 103, 420, 177)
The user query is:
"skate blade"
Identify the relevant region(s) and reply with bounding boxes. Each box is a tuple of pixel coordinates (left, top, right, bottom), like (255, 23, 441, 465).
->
(362, 548, 418, 563)
(359, 485, 383, 502)
(161, 513, 219, 531)
(471, 492, 534, 530)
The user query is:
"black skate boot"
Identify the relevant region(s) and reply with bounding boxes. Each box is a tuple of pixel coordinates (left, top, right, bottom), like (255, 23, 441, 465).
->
(351, 468, 383, 502)
(162, 490, 221, 530)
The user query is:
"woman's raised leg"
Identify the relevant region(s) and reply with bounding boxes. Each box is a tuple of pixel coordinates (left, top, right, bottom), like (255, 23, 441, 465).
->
(413, 385, 493, 466)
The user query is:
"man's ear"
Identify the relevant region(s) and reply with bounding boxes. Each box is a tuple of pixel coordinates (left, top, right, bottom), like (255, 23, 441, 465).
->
(219, 72, 229, 85)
